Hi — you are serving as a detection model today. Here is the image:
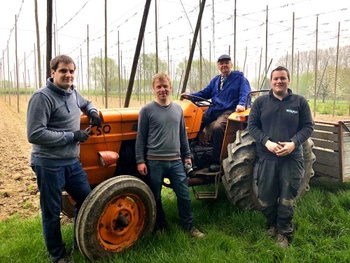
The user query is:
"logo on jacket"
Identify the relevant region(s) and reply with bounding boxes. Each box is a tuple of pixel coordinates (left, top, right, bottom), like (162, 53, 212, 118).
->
(286, 109, 298, 114)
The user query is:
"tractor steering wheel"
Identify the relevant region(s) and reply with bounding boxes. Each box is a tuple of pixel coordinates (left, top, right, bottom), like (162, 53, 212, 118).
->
(181, 94, 213, 107)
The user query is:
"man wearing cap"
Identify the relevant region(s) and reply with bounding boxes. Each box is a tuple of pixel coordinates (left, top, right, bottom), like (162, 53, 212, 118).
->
(181, 54, 251, 172)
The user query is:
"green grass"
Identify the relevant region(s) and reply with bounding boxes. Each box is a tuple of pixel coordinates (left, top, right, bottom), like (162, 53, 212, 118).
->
(308, 100, 350, 116)
(2, 179, 350, 262)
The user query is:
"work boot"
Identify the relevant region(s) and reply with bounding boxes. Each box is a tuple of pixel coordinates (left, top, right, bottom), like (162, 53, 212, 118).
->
(53, 253, 74, 263)
(267, 226, 277, 238)
(276, 234, 289, 248)
(189, 227, 205, 238)
(152, 222, 168, 233)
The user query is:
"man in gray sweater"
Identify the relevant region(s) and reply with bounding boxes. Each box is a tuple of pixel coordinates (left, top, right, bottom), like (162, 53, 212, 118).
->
(27, 54, 101, 263)
(135, 72, 204, 238)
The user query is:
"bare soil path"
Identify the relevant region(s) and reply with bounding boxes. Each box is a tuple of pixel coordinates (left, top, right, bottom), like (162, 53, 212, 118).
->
(0, 96, 39, 221)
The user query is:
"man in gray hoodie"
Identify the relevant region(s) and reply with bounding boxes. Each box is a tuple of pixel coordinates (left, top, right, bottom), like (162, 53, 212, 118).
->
(27, 54, 101, 263)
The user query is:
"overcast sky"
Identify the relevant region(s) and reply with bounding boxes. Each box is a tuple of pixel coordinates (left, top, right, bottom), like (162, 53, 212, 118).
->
(0, 0, 349, 84)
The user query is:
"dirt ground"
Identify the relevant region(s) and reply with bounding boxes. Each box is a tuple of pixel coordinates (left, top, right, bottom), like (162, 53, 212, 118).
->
(0, 95, 348, 222)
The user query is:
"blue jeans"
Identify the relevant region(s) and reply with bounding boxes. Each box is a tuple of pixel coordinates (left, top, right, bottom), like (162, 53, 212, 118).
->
(32, 160, 91, 261)
(146, 159, 195, 231)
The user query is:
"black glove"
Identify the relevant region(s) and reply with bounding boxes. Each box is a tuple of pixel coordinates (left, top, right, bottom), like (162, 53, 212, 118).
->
(73, 130, 89, 142)
(90, 111, 102, 127)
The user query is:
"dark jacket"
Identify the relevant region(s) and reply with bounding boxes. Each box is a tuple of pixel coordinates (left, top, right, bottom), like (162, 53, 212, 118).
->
(248, 89, 314, 160)
(191, 70, 251, 119)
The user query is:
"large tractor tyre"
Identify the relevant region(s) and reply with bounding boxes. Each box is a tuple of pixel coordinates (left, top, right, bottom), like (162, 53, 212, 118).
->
(222, 128, 316, 210)
(297, 138, 316, 199)
(222, 129, 259, 210)
(76, 175, 156, 261)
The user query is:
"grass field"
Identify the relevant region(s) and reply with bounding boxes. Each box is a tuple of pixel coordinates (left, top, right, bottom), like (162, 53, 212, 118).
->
(1, 178, 350, 263)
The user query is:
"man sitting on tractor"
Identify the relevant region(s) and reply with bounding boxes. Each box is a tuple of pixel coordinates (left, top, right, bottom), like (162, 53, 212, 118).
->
(181, 54, 251, 172)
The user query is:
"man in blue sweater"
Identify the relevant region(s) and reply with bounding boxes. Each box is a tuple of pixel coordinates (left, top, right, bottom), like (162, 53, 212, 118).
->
(135, 72, 204, 238)
(248, 66, 314, 248)
(182, 54, 251, 172)
(27, 54, 102, 263)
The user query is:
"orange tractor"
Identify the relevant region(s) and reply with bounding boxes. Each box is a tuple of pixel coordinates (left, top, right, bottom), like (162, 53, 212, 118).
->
(64, 92, 315, 260)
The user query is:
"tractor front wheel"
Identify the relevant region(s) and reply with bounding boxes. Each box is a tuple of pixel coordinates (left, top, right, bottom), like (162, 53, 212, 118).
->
(76, 175, 156, 261)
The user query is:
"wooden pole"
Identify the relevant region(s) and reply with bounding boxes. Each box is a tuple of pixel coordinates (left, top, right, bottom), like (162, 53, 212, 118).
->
(100, 49, 103, 105)
(80, 48, 84, 91)
(291, 12, 295, 90)
(34, 0, 42, 88)
(167, 36, 170, 74)
(104, 0, 108, 108)
(143, 38, 146, 104)
(24, 52, 27, 101)
(46, 0, 53, 79)
(313, 16, 319, 118)
(124, 0, 152, 107)
(33, 44, 38, 89)
(15, 15, 20, 113)
(296, 51, 300, 94)
(87, 25, 90, 99)
(7, 46, 11, 105)
(181, 0, 206, 94)
(333, 22, 340, 117)
(233, 0, 237, 70)
(118, 31, 121, 107)
(265, 6, 268, 76)
(154, 0, 158, 73)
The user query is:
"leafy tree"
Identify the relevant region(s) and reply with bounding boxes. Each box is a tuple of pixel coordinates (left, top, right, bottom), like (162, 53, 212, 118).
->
(175, 57, 217, 94)
(317, 67, 333, 102)
(133, 53, 168, 99)
(90, 56, 120, 95)
(297, 72, 314, 99)
(336, 66, 350, 100)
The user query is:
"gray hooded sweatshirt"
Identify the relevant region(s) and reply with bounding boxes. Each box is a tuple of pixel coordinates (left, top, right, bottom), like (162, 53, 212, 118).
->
(27, 78, 97, 167)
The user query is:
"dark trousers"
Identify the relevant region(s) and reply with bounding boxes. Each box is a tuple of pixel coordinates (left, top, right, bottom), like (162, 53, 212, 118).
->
(201, 110, 233, 163)
(254, 157, 304, 238)
(32, 161, 91, 261)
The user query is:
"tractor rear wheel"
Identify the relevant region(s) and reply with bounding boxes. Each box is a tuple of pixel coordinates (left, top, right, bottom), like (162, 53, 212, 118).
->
(297, 138, 316, 199)
(222, 129, 259, 210)
(76, 175, 156, 261)
(222, 128, 315, 210)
